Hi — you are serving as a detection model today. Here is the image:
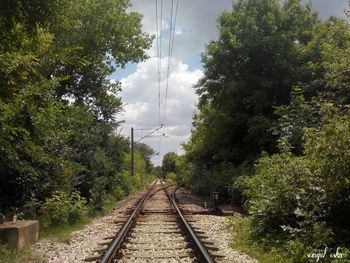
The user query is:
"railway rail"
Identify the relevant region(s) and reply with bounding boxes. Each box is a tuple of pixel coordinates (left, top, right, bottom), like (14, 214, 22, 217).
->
(85, 180, 219, 262)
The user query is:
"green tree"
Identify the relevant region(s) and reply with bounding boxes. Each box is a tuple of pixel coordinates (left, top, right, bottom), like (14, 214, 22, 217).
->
(162, 152, 178, 176)
(273, 88, 313, 155)
(301, 16, 350, 107)
(45, 0, 152, 121)
(0, 0, 152, 215)
(188, 0, 317, 165)
(184, 0, 318, 197)
(134, 142, 155, 173)
(245, 105, 350, 260)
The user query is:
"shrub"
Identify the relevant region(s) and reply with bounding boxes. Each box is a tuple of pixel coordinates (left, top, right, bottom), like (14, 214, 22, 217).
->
(41, 191, 87, 226)
(243, 106, 350, 260)
(165, 172, 177, 182)
(68, 192, 88, 223)
(245, 151, 314, 235)
(23, 196, 41, 219)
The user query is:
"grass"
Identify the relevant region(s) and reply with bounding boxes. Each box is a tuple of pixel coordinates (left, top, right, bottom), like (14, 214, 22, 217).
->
(0, 244, 44, 263)
(0, 182, 155, 263)
(39, 195, 122, 242)
(0, 197, 117, 263)
(228, 216, 291, 263)
(228, 216, 350, 263)
(39, 192, 124, 241)
(39, 216, 92, 242)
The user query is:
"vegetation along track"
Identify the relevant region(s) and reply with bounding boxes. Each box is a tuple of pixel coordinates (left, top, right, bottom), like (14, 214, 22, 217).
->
(85, 180, 220, 262)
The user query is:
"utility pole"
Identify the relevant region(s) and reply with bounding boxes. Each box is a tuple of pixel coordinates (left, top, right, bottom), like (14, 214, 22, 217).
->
(131, 127, 134, 177)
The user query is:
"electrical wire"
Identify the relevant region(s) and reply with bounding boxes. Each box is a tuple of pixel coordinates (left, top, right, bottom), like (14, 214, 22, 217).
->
(154, 0, 179, 163)
(162, 0, 179, 129)
(136, 126, 163, 142)
(156, 0, 160, 125)
(156, 0, 164, 159)
(155, 0, 163, 126)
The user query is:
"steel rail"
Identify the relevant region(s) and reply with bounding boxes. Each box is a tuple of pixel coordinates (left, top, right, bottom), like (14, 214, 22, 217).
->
(161, 181, 214, 263)
(99, 180, 157, 263)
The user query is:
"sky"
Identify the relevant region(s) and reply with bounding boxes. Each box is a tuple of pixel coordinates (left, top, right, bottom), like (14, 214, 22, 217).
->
(110, 0, 349, 165)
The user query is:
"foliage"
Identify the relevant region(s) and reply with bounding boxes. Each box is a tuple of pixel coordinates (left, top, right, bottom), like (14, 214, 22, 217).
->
(161, 152, 190, 185)
(185, 0, 318, 168)
(120, 151, 156, 193)
(153, 166, 163, 178)
(244, 106, 350, 261)
(301, 16, 350, 107)
(229, 217, 291, 263)
(182, 0, 350, 261)
(39, 216, 92, 242)
(162, 152, 178, 175)
(134, 142, 155, 173)
(47, 0, 152, 121)
(0, 244, 44, 263)
(41, 191, 87, 226)
(0, 0, 154, 225)
(164, 172, 177, 183)
(273, 88, 313, 155)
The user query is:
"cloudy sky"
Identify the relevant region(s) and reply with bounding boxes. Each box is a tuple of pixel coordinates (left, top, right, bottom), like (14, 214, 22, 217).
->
(110, 0, 349, 165)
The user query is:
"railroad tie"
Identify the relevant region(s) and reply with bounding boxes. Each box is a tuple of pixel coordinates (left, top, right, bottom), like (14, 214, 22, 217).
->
(84, 254, 101, 262)
(126, 244, 189, 250)
(123, 252, 195, 259)
(93, 180, 214, 263)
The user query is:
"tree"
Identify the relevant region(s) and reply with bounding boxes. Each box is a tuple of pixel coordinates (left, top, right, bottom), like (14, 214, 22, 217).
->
(301, 16, 350, 107)
(0, 0, 152, 214)
(186, 0, 317, 165)
(162, 152, 178, 176)
(245, 105, 350, 258)
(47, 0, 153, 122)
(134, 142, 155, 173)
(183, 0, 318, 197)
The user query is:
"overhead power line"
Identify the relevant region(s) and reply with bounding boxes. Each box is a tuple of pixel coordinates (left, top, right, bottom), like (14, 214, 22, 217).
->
(155, 0, 163, 126)
(155, 0, 179, 161)
(155, 0, 164, 158)
(162, 0, 179, 128)
(136, 125, 163, 142)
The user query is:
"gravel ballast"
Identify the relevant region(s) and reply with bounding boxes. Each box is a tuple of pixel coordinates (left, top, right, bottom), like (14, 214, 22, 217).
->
(32, 185, 257, 263)
(176, 188, 258, 263)
(32, 190, 147, 263)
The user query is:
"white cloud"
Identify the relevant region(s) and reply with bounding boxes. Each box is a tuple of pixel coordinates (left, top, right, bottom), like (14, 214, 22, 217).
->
(117, 0, 349, 166)
(129, 0, 234, 61)
(116, 57, 202, 165)
(130, 0, 348, 61)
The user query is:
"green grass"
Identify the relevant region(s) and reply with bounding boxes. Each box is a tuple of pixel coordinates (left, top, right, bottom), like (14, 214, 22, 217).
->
(0, 244, 44, 263)
(39, 193, 121, 241)
(39, 216, 92, 242)
(92, 195, 119, 217)
(39, 194, 126, 241)
(229, 217, 350, 263)
(228, 216, 291, 263)
(0, 183, 154, 263)
(228, 216, 350, 263)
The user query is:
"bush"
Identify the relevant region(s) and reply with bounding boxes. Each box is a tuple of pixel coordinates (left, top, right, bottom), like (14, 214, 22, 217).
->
(243, 106, 350, 261)
(41, 191, 87, 227)
(183, 161, 251, 203)
(165, 172, 177, 182)
(245, 151, 314, 235)
(23, 196, 41, 219)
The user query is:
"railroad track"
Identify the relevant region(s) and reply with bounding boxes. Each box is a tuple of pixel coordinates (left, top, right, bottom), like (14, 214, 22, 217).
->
(85, 180, 220, 262)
